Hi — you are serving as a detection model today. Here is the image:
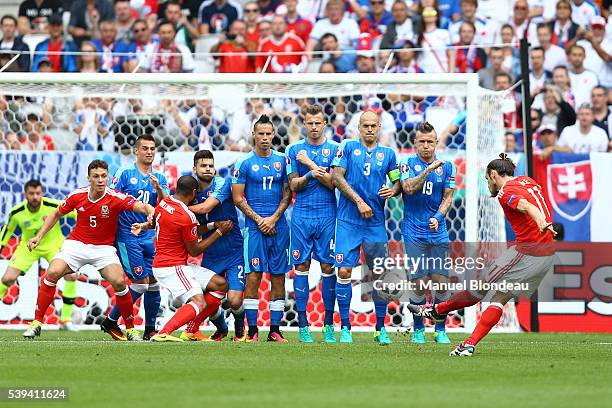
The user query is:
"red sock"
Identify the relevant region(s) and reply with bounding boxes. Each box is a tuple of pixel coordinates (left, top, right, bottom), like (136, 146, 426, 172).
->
(465, 304, 503, 346)
(186, 292, 224, 334)
(35, 276, 58, 322)
(115, 288, 135, 329)
(159, 301, 202, 335)
(436, 290, 482, 315)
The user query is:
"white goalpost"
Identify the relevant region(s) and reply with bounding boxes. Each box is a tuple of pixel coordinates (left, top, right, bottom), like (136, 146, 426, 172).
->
(0, 73, 517, 333)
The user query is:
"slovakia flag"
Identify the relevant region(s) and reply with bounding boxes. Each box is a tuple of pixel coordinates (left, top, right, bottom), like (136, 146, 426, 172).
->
(534, 152, 612, 242)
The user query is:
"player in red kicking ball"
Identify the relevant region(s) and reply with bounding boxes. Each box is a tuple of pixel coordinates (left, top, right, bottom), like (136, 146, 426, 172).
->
(24, 160, 155, 341)
(131, 175, 232, 342)
(408, 153, 556, 356)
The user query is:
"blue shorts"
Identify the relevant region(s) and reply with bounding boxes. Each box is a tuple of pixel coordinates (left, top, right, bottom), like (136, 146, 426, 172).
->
(202, 252, 245, 292)
(244, 222, 290, 275)
(290, 216, 335, 265)
(334, 219, 388, 268)
(403, 235, 450, 279)
(116, 234, 155, 281)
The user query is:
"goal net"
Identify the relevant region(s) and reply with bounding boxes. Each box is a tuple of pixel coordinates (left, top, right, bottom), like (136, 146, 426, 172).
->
(0, 73, 515, 332)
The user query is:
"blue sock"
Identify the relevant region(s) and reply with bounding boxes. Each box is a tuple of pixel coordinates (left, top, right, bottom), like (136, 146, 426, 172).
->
(244, 298, 258, 329)
(270, 299, 284, 327)
(434, 296, 448, 331)
(232, 306, 245, 333)
(321, 273, 336, 326)
(293, 273, 309, 328)
(108, 287, 143, 321)
(143, 286, 161, 332)
(335, 279, 352, 329)
(412, 296, 426, 330)
(210, 307, 228, 332)
(372, 291, 387, 331)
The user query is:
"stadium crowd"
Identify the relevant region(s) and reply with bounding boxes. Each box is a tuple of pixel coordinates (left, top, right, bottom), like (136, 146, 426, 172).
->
(0, 0, 612, 153)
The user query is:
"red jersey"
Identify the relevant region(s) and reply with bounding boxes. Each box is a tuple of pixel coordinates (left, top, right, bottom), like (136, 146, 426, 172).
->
(256, 33, 306, 73)
(286, 16, 312, 44)
(47, 39, 62, 73)
(58, 187, 136, 245)
(497, 176, 554, 253)
(217, 42, 254, 73)
(152, 196, 199, 268)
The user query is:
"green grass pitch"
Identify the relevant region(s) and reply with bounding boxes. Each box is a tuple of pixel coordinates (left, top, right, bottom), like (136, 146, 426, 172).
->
(0, 331, 610, 408)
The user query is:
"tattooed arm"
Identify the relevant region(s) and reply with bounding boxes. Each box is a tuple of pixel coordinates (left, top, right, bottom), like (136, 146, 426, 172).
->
(231, 183, 263, 224)
(402, 159, 444, 195)
(259, 182, 292, 235)
(332, 166, 372, 219)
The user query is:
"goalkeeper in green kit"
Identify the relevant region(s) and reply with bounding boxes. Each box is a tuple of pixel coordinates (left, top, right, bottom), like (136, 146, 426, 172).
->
(0, 180, 79, 332)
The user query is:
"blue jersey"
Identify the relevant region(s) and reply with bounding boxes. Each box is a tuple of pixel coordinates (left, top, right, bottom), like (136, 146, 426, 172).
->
(399, 155, 456, 240)
(193, 176, 243, 258)
(232, 150, 288, 229)
(111, 164, 169, 237)
(286, 138, 339, 219)
(331, 139, 398, 227)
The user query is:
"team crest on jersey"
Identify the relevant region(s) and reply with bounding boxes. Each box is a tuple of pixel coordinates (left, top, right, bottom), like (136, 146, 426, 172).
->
(130, 177, 138, 185)
(101, 205, 109, 216)
(435, 167, 443, 175)
(353, 149, 361, 156)
(133, 266, 143, 275)
(252, 164, 260, 172)
(401, 164, 409, 173)
(376, 152, 384, 161)
(274, 161, 282, 170)
(414, 164, 422, 171)
(251, 258, 260, 267)
(322, 148, 330, 157)
(335, 253, 344, 263)
(191, 226, 197, 237)
(292, 249, 300, 260)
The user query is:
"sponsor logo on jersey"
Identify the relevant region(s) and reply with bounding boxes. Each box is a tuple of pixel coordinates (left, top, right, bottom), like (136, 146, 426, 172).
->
(376, 152, 384, 160)
(322, 148, 331, 157)
(252, 164, 260, 172)
(251, 257, 260, 267)
(133, 266, 143, 275)
(274, 161, 282, 171)
(414, 164, 422, 171)
(435, 167, 443, 175)
(335, 253, 344, 263)
(354, 149, 361, 156)
(263, 164, 271, 170)
(78, 206, 85, 212)
(130, 177, 138, 185)
(292, 249, 300, 260)
(101, 205, 109, 216)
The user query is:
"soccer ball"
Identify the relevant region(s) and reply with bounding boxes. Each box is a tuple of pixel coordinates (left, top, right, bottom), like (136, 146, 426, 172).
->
(375, 269, 408, 302)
